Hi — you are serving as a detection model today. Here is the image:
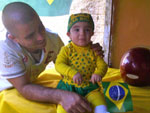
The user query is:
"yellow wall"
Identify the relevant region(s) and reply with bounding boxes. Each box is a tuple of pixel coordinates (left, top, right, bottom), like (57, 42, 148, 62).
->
(110, 0, 150, 68)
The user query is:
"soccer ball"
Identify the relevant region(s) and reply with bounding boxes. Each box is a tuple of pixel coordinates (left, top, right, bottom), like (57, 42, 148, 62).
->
(120, 47, 150, 86)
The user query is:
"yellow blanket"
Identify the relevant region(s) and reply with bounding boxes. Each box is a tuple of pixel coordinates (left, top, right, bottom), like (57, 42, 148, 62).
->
(0, 68, 150, 113)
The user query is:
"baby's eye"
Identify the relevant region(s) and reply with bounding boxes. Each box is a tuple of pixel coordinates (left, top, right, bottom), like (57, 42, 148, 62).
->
(85, 28, 90, 32)
(74, 28, 79, 32)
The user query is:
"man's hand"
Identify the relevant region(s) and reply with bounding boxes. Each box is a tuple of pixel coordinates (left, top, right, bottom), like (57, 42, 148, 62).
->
(73, 72, 83, 85)
(60, 91, 92, 113)
(90, 74, 102, 84)
(91, 43, 104, 58)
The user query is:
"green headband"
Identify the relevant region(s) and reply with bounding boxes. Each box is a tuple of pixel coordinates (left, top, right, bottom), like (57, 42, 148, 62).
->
(67, 13, 94, 32)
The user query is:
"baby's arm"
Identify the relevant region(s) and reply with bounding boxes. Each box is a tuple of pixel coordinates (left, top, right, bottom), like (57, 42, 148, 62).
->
(90, 56, 108, 84)
(90, 74, 102, 84)
(55, 46, 78, 79)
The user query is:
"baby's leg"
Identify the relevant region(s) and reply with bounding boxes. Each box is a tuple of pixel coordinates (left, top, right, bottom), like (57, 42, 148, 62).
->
(86, 89, 109, 113)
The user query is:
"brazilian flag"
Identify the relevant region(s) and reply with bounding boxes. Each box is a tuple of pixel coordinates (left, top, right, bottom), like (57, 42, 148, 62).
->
(102, 82, 133, 112)
(0, 0, 73, 16)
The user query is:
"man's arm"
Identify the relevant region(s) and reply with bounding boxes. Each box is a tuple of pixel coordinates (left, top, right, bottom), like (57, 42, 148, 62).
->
(8, 74, 92, 113)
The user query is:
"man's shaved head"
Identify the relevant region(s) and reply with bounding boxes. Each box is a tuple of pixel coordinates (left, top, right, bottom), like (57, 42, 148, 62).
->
(2, 2, 38, 36)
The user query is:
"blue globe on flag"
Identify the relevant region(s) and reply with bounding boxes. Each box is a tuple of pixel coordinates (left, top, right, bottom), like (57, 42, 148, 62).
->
(109, 85, 125, 101)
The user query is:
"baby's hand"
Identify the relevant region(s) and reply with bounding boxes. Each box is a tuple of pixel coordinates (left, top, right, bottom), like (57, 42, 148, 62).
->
(90, 74, 102, 84)
(73, 72, 83, 85)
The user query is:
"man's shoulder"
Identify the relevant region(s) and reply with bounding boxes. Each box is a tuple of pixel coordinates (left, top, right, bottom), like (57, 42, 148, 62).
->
(0, 35, 22, 55)
(0, 37, 8, 51)
(45, 28, 64, 47)
(45, 28, 59, 39)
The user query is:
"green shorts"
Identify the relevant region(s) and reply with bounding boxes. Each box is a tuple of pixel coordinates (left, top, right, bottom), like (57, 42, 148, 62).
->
(57, 80, 99, 96)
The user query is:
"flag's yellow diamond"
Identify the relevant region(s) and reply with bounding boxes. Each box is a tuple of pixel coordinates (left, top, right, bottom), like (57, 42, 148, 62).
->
(105, 82, 128, 110)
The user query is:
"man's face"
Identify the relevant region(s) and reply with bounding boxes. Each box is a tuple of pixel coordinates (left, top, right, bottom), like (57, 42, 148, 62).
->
(12, 16, 46, 52)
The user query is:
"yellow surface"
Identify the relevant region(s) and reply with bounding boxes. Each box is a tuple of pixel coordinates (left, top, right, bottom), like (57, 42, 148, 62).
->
(0, 68, 150, 113)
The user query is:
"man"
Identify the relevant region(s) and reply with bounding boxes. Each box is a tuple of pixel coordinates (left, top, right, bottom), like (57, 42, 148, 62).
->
(0, 2, 104, 113)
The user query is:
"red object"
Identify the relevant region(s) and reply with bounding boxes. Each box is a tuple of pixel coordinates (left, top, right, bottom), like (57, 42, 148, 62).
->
(120, 47, 150, 86)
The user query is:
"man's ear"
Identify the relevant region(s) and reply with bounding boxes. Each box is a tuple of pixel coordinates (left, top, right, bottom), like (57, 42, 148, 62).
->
(7, 33, 15, 40)
(7, 33, 18, 42)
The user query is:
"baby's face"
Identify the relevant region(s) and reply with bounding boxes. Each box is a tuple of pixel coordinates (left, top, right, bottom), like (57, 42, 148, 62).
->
(68, 22, 94, 47)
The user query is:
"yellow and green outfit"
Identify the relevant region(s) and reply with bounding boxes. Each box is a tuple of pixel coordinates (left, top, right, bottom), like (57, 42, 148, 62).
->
(55, 42, 108, 113)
